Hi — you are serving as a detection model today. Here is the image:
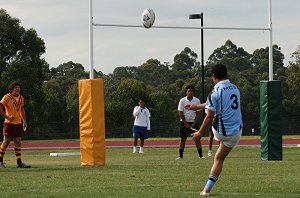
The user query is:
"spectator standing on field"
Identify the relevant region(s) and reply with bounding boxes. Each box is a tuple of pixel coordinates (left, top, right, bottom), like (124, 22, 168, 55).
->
(187, 64, 243, 196)
(132, 98, 151, 154)
(176, 85, 204, 160)
(0, 81, 31, 168)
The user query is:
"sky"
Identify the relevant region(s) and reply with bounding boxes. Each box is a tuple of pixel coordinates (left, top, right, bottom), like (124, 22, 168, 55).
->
(1, 0, 299, 75)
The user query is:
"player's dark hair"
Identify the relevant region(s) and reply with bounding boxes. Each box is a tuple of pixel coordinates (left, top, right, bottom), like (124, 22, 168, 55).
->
(211, 64, 228, 79)
(139, 98, 145, 102)
(8, 81, 21, 93)
(185, 85, 195, 92)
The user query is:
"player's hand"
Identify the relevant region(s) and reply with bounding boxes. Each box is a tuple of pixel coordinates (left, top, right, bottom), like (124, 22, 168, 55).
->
(23, 122, 27, 132)
(185, 104, 197, 111)
(6, 115, 14, 121)
(184, 123, 191, 128)
(192, 131, 201, 140)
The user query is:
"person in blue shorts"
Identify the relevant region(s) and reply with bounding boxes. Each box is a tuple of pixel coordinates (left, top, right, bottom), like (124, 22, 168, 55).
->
(187, 64, 243, 196)
(132, 98, 151, 154)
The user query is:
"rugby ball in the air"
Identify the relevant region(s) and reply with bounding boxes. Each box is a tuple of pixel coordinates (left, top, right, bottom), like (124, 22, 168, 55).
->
(141, 9, 155, 28)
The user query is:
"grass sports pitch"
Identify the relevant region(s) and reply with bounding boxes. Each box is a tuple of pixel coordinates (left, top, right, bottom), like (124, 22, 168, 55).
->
(0, 146, 299, 197)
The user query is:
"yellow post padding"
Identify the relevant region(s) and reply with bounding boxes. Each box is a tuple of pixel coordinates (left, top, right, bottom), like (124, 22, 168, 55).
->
(78, 79, 105, 166)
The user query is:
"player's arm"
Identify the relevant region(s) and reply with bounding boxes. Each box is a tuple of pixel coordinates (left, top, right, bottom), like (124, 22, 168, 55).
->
(192, 109, 214, 140)
(20, 106, 27, 131)
(185, 103, 206, 111)
(133, 106, 141, 117)
(0, 104, 8, 119)
(0, 101, 14, 121)
(146, 109, 151, 130)
(178, 99, 190, 128)
(178, 111, 190, 128)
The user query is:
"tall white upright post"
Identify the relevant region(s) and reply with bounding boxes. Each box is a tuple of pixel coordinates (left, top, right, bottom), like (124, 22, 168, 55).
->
(89, 0, 94, 79)
(79, 0, 106, 167)
(268, 0, 273, 81)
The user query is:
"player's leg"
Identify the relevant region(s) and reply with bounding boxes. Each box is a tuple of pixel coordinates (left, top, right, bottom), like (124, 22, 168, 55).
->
(208, 130, 214, 157)
(194, 138, 204, 158)
(14, 124, 31, 168)
(192, 122, 204, 158)
(133, 137, 138, 153)
(210, 142, 232, 178)
(176, 137, 186, 159)
(140, 138, 144, 147)
(177, 122, 188, 159)
(200, 130, 241, 195)
(0, 135, 11, 168)
(14, 137, 23, 165)
(139, 129, 148, 153)
(178, 121, 188, 159)
(179, 137, 186, 155)
(139, 138, 144, 153)
(132, 126, 139, 153)
(0, 123, 13, 168)
(201, 142, 232, 194)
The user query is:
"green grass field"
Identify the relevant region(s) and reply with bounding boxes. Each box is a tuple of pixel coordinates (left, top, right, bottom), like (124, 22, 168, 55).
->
(0, 146, 299, 198)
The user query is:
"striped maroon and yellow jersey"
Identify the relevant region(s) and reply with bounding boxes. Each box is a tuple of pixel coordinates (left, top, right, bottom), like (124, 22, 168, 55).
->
(0, 93, 24, 124)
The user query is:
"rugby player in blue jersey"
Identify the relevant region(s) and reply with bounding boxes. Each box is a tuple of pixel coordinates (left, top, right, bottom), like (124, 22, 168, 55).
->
(186, 64, 243, 196)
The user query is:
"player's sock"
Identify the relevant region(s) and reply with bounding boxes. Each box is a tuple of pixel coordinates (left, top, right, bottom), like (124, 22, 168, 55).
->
(139, 146, 143, 152)
(179, 148, 184, 158)
(203, 175, 218, 192)
(14, 147, 22, 164)
(0, 145, 6, 162)
(197, 148, 203, 157)
(133, 146, 137, 153)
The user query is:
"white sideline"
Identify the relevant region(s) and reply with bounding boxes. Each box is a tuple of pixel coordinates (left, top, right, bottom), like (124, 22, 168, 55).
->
(50, 152, 80, 156)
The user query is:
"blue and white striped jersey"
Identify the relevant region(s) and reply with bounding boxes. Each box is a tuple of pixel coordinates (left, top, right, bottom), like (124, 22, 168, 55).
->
(206, 80, 243, 136)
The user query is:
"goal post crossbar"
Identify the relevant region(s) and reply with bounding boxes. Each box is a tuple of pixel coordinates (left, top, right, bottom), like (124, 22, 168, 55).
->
(93, 23, 270, 31)
(89, 0, 273, 81)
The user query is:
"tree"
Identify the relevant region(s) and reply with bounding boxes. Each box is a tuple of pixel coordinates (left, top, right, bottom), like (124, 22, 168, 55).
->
(50, 61, 88, 79)
(65, 83, 79, 137)
(284, 46, 300, 114)
(112, 66, 136, 79)
(0, 9, 24, 71)
(147, 90, 176, 136)
(171, 47, 198, 71)
(206, 40, 252, 72)
(0, 9, 48, 136)
(135, 59, 172, 86)
(289, 45, 300, 66)
(0, 9, 46, 73)
(40, 82, 63, 134)
(251, 45, 284, 73)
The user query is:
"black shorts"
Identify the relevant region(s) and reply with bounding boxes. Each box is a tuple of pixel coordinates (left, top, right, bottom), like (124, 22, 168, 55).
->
(179, 121, 199, 139)
(3, 123, 23, 138)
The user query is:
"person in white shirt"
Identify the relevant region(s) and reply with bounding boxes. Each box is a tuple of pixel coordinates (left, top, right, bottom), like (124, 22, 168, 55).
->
(132, 99, 151, 153)
(176, 85, 204, 160)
